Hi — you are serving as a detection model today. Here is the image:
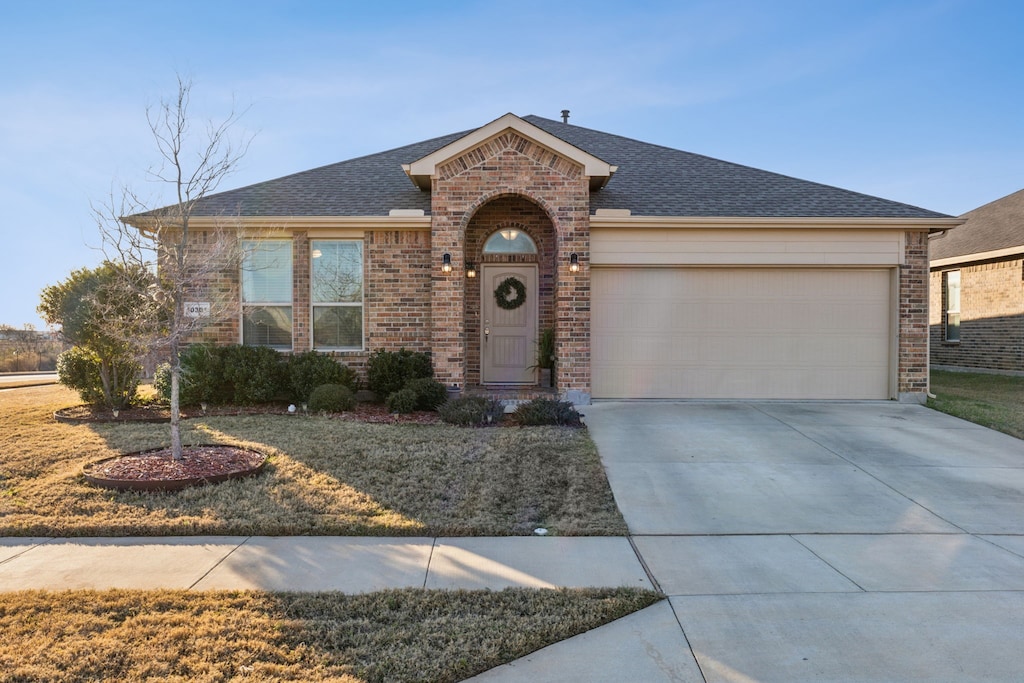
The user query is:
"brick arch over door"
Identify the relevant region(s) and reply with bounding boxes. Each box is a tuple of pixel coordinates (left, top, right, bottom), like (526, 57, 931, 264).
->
(463, 196, 556, 386)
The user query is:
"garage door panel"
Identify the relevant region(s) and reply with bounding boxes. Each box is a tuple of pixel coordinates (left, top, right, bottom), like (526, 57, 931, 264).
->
(592, 268, 891, 399)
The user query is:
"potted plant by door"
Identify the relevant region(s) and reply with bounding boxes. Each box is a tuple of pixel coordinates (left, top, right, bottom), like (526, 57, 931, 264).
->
(534, 327, 556, 388)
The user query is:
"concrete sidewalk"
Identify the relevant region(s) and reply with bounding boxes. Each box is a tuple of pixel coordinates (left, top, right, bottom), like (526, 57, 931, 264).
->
(0, 536, 652, 592)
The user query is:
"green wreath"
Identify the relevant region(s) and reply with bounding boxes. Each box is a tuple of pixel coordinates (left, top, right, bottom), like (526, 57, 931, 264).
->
(494, 276, 527, 310)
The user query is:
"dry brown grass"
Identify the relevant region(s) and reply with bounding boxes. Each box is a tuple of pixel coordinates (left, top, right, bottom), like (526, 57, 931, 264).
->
(929, 370, 1024, 439)
(0, 587, 661, 682)
(0, 386, 627, 537)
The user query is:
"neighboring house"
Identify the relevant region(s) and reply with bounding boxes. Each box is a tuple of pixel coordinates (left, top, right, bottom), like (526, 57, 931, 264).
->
(929, 188, 1024, 373)
(135, 113, 960, 403)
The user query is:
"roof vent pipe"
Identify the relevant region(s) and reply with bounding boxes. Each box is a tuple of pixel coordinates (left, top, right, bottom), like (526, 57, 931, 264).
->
(561, 109, 570, 124)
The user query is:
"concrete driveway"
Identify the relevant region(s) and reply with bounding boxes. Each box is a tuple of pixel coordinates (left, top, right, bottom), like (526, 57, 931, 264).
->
(583, 401, 1024, 682)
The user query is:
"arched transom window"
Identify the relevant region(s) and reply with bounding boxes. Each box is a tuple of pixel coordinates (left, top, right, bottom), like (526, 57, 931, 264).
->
(483, 228, 537, 254)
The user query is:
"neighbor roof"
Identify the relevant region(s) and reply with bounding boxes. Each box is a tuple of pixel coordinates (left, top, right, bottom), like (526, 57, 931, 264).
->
(186, 114, 949, 220)
(930, 188, 1024, 263)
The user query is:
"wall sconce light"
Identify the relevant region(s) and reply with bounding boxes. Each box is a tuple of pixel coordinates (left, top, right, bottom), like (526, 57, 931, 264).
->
(466, 262, 477, 278)
(441, 253, 453, 273)
(569, 252, 580, 273)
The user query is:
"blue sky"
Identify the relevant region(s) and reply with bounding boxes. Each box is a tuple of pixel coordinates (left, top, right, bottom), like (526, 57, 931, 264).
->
(2, 0, 1022, 328)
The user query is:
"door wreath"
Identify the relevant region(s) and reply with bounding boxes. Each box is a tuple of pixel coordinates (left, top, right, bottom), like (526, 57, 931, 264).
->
(494, 276, 527, 310)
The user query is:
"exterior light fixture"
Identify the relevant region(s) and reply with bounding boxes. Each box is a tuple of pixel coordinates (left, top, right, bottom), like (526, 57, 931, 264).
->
(466, 262, 477, 278)
(569, 252, 580, 272)
(441, 252, 453, 273)
(500, 228, 520, 241)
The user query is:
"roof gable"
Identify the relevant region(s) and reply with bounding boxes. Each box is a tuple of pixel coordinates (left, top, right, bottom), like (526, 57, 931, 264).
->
(930, 188, 1024, 263)
(403, 113, 616, 191)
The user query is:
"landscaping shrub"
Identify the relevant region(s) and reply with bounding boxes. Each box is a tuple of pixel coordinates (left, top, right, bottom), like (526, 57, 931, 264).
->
(221, 345, 288, 405)
(439, 396, 506, 426)
(177, 343, 231, 405)
(366, 349, 433, 400)
(385, 387, 418, 414)
(307, 383, 356, 413)
(288, 351, 358, 403)
(403, 377, 449, 411)
(512, 398, 583, 426)
(57, 346, 140, 409)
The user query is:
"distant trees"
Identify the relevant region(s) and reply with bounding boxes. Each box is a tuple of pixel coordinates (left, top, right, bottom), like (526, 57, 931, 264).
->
(0, 324, 65, 373)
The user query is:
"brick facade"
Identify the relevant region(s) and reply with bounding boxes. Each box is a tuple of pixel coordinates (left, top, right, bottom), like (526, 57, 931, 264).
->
(898, 230, 930, 399)
(428, 131, 590, 395)
(929, 257, 1024, 372)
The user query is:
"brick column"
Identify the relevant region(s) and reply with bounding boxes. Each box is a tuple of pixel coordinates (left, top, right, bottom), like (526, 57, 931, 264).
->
(898, 230, 929, 402)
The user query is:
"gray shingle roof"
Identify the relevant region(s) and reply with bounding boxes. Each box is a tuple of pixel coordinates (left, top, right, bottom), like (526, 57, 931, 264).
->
(930, 188, 1024, 261)
(188, 114, 948, 219)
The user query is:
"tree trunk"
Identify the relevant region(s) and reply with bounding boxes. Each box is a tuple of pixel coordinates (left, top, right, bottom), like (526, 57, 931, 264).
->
(170, 349, 182, 461)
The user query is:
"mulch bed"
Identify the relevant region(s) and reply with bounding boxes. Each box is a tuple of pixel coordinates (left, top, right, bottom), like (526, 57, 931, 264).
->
(55, 402, 444, 425)
(83, 445, 267, 492)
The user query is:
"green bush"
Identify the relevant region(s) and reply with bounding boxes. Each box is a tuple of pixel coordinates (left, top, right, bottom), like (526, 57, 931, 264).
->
(288, 351, 358, 403)
(178, 343, 231, 405)
(512, 398, 583, 426)
(308, 383, 356, 413)
(385, 387, 418, 414)
(221, 345, 288, 405)
(153, 362, 172, 403)
(439, 396, 506, 426)
(403, 377, 448, 411)
(366, 349, 433, 400)
(57, 346, 140, 409)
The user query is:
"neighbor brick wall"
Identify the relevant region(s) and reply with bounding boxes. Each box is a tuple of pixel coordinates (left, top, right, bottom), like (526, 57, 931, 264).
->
(929, 258, 1024, 371)
(429, 130, 591, 393)
(899, 230, 930, 397)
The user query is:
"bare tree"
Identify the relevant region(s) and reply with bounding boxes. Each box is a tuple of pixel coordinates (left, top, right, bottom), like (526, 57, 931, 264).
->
(95, 76, 252, 460)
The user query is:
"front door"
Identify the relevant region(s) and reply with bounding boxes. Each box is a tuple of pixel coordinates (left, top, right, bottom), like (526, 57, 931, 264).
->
(482, 264, 538, 384)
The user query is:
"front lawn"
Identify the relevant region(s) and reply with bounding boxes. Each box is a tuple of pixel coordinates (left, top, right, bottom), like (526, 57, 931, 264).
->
(0, 587, 661, 682)
(0, 385, 627, 537)
(928, 369, 1024, 439)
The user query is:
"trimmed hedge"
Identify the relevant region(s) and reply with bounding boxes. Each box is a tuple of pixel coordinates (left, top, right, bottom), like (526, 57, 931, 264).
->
(512, 398, 583, 426)
(439, 396, 506, 426)
(156, 346, 358, 407)
(367, 349, 433, 400)
(308, 383, 356, 413)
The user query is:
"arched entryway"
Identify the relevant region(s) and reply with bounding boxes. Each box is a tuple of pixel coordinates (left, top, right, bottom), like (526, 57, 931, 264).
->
(463, 196, 556, 387)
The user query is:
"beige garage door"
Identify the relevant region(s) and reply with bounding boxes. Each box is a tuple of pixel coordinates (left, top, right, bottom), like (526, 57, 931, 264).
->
(591, 268, 892, 399)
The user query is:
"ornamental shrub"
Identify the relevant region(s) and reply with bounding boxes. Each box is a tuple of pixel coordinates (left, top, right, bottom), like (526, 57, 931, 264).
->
(178, 343, 231, 405)
(308, 383, 356, 413)
(366, 349, 433, 400)
(221, 345, 288, 405)
(403, 377, 449, 411)
(288, 351, 358, 403)
(512, 398, 583, 426)
(57, 345, 140, 409)
(439, 396, 506, 426)
(385, 387, 418, 414)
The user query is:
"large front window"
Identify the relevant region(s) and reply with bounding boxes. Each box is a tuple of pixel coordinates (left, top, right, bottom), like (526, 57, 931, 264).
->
(241, 240, 292, 349)
(312, 240, 363, 349)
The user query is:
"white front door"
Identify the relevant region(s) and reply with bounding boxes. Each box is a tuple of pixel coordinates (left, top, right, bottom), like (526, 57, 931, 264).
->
(482, 264, 538, 384)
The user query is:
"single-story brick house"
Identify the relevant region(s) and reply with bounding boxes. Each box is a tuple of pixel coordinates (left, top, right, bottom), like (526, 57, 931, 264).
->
(930, 188, 1024, 373)
(145, 113, 961, 403)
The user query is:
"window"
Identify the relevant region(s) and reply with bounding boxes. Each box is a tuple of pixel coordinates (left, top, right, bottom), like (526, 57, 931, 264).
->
(312, 240, 363, 349)
(944, 270, 961, 342)
(483, 229, 537, 254)
(241, 240, 292, 349)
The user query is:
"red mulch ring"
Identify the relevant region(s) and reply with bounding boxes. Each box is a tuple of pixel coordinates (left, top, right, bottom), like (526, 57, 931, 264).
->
(83, 445, 267, 492)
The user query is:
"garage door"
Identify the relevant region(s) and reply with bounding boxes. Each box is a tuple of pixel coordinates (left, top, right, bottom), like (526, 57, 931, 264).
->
(591, 268, 892, 399)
